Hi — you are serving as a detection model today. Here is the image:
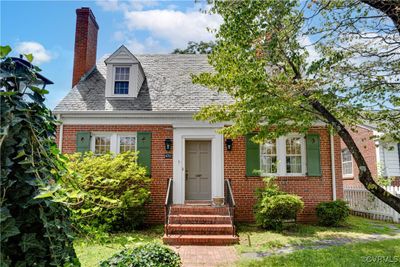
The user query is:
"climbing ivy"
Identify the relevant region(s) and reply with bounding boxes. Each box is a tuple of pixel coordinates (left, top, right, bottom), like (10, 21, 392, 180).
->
(0, 46, 79, 266)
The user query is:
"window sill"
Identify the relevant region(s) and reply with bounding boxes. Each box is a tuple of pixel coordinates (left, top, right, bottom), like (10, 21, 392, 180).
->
(343, 175, 354, 180)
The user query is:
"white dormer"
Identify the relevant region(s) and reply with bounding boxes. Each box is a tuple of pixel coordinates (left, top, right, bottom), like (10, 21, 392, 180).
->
(104, 45, 145, 98)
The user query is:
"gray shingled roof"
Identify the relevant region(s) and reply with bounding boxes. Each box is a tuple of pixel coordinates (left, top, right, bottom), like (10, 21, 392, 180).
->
(54, 54, 232, 112)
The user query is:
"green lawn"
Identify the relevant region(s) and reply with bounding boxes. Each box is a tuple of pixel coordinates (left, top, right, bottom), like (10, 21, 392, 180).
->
(74, 225, 163, 267)
(237, 239, 400, 267)
(74, 216, 400, 267)
(235, 216, 400, 253)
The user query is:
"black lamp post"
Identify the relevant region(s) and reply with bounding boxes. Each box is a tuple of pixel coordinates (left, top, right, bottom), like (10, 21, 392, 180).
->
(165, 139, 172, 151)
(225, 139, 233, 151)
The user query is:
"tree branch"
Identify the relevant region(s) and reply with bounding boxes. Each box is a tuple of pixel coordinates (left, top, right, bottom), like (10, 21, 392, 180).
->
(304, 93, 400, 213)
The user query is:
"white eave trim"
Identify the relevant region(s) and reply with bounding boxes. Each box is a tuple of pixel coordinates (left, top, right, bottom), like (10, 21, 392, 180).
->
(54, 110, 196, 117)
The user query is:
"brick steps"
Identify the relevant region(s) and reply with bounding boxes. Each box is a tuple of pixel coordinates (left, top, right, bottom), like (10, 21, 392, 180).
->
(164, 205, 238, 246)
(169, 214, 232, 224)
(167, 224, 234, 235)
(163, 234, 239, 246)
(170, 205, 229, 215)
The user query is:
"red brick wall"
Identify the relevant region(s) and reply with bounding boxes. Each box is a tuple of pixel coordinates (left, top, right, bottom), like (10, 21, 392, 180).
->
(224, 127, 343, 223)
(340, 126, 378, 187)
(58, 125, 343, 224)
(59, 124, 173, 224)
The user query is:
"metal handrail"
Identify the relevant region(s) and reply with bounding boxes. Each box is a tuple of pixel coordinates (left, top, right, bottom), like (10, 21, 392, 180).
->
(224, 179, 236, 236)
(164, 178, 173, 236)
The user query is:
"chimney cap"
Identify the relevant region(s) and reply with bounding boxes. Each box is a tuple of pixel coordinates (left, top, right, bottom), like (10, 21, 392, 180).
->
(76, 7, 99, 30)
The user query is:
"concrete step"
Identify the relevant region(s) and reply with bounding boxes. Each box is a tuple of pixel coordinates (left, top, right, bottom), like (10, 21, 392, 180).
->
(168, 214, 232, 224)
(167, 224, 234, 235)
(170, 205, 229, 216)
(163, 234, 239, 246)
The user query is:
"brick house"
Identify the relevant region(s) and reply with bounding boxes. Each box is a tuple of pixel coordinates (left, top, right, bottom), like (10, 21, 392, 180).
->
(55, 8, 344, 245)
(341, 126, 400, 187)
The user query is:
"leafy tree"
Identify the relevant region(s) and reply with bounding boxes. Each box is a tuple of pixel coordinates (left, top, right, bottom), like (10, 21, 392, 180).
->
(193, 1, 400, 212)
(172, 41, 215, 54)
(0, 46, 79, 266)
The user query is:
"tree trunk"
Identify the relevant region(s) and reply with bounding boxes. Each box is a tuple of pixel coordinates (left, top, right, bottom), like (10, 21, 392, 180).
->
(307, 97, 400, 213)
(360, 0, 400, 32)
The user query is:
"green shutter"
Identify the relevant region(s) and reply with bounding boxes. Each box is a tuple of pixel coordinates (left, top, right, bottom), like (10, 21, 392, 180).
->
(76, 132, 91, 153)
(306, 134, 321, 176)
(246, 133, 260, 176)
(137, 132, 152, 176)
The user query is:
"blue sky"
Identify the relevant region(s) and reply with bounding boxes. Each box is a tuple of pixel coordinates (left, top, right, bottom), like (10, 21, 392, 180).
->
(1, 0, 221, 109)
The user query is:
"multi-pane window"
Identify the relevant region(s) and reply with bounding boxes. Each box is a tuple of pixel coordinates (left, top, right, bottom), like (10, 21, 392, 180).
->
(94, 136, 111, 155)
(286, 137, 303, 174)
(261, 140, 277, 174)
(92, 133, 136, 154)
(260, 135, 305, 176)
(119, 136, 136, 153)
(342, 148, 353, 177)
(114, 67, 130, 94)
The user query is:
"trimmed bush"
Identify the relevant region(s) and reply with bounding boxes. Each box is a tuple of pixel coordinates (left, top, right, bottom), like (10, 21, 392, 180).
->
(316, 200, 350, 226)
(255, 178, 304, 230)
(62, 151, 151, 233)
(99, 243, 181, 267)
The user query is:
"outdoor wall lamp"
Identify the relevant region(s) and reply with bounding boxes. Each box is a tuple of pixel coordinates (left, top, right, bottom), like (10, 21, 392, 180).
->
(165, 139, 172, 151)
(225, 139, 233, 151)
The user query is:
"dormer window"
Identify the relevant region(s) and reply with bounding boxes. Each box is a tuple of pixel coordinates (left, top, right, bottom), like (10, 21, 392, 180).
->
(114, 67, 130, 94)
(105, 45, 145, 98)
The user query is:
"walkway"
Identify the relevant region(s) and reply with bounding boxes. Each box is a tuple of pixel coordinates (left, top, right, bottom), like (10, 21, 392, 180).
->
(171, 245, 238, 267)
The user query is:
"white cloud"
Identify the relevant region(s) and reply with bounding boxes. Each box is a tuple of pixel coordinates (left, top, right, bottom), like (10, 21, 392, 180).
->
(15, 41, 53, 64)
(97, 1, 221, 53)
(298, 36, 320, 63)
(96, 0, 120, 11)
(96, 0, 159, 12)
(126, 36, 167, 54)
(123, 9, 222, 48)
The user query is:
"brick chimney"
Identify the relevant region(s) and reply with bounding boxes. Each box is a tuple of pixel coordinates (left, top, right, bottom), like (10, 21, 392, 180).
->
(72, 7, 99, 87)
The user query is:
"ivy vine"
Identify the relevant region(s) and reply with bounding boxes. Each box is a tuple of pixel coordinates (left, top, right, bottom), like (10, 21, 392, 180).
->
(0, 46, 79, 266)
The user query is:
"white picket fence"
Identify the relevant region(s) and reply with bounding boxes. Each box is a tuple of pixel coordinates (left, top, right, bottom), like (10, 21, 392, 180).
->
(344, 186, 400, 223)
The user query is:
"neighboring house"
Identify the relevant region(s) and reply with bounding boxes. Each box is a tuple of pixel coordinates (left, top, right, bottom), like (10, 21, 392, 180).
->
(55, 8, 344, 245)
(341, 126, 400, 187)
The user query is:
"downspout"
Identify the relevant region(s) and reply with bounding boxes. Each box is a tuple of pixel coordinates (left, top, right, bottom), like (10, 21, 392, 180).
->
(330, 130, 337, 200)
(57, 114, 63, 153)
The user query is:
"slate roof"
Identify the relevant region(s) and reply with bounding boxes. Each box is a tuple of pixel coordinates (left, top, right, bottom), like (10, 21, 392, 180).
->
(54, 54, 232, 112)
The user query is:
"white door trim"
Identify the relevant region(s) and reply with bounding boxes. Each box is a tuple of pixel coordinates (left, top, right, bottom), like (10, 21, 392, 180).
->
(173, 127, 224, 204)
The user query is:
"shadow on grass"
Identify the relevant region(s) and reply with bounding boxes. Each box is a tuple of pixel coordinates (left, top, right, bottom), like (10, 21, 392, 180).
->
(235, 216, 400, 253)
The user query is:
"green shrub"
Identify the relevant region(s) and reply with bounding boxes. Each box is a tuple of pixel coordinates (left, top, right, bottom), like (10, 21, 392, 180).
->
(316, 200, 350, 226)
(63, 151, 151, 233)
(255, 178, 304, 230)
(99, 243, 181, 267)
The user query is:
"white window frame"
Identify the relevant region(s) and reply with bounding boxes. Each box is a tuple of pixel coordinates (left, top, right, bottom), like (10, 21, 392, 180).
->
(114, 66, 130, 95)
(105, 64, 137, 98)
(91, 132, 137, 154)
(260, 134, 307, 177)
(260, 139, 278, 176)
(341, 148, 354, 178)
(117, 133, 137, 154)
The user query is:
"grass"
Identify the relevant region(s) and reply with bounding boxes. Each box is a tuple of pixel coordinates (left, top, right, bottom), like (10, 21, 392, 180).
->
(74, 225, 163, 267)
(237, 239, 400, 267)
(236, 216, 400, 253)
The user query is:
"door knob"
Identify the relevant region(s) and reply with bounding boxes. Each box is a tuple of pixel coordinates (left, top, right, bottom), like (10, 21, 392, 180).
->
(195, 174, 202, 177)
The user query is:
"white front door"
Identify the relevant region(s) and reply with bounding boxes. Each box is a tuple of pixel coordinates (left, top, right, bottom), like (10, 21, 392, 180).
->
(185, 140, 212, 200)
